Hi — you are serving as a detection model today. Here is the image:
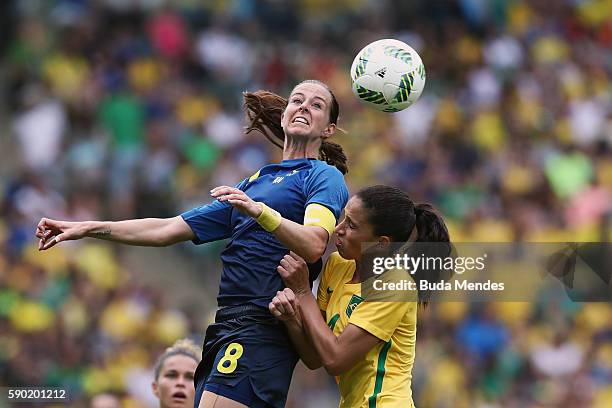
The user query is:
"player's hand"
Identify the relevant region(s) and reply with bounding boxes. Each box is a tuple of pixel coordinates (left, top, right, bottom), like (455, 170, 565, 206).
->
(210, 186, 263, 218)
(36, 218, 88, 251)
(269, 288, 301, 323)
(277, 251, 310, 296)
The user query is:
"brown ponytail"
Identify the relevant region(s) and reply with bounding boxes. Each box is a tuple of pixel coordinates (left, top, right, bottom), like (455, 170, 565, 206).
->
(242, 82, 349, 175)
(319, 141, 348, 175)
(243, 90, 286, 149)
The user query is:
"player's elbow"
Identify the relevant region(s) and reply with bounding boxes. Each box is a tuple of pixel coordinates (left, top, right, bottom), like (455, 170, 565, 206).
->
(158, 217, 193, 246)
(298, 226, 328, 263)
(302, 359, 323, 370)
(302, 240, 327, 263)
(323, 359, 349, 376)
(151, 232, 188, 247)
(313, 241, 327, 259)
(303, 251, 323, 264)
(156, 237, 174, 247)
(321, 352, 351, 376)
(154, 230, 175, 247)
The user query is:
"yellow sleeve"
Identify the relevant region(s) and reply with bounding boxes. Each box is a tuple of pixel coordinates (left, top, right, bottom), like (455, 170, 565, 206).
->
(349, 300, 414, 342)
(304, 203, 337, 241)
(316, 253, 339, 311)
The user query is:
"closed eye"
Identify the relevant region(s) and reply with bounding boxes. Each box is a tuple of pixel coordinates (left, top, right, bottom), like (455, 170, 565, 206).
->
(347, 218, 357, 229)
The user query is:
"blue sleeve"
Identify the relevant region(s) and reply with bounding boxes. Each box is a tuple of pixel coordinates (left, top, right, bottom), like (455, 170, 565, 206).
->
(180, 179, 248, 245)
(303, 164, 349, 220)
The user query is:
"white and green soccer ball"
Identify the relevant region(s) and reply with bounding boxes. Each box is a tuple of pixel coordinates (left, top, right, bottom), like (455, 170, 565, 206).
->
(350, 39, 426, 112)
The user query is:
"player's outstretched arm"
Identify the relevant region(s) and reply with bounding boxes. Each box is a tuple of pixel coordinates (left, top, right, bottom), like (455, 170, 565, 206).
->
(269, 288, 322, 369)
(211, 186, 328, 263)
(36, 216, 195, 250)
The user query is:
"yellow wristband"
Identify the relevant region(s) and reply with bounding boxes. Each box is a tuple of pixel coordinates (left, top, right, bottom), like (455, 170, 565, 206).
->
(256, 203, 282, 232)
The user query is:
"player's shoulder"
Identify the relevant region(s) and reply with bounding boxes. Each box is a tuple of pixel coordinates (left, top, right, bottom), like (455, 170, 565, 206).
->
(323, 251, 355, 284)
(326, 251, 353, 268)
(309, 159, 344, 177)
(303, 160, 346, 193)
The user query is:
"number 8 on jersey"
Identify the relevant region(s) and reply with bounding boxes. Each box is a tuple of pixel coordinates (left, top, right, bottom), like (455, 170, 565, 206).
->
(216, 343, 244, 374)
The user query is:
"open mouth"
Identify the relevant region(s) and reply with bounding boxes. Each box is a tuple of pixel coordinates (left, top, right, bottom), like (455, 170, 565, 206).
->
(292, 116, 309, 125)
(171, 391, 187, 401)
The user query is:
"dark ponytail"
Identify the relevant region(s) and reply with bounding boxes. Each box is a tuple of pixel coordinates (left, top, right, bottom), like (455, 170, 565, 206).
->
(357, 185, 451, 305)
(242, 81, 348, 174)
(414, 203, 450, 243)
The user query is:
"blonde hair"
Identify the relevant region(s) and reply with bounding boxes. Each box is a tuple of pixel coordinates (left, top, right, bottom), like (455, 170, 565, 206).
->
(153, 338, 201, 380)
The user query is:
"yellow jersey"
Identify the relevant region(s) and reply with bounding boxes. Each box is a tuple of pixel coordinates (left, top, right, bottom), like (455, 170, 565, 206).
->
(317, 252, 417, 408)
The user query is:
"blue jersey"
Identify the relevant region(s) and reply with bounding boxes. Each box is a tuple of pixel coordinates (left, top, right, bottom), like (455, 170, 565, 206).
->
(181, 158, 349, 307)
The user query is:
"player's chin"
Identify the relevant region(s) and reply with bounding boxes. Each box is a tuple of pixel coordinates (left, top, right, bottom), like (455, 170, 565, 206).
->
(286, 125, 316, 139)
(337, 244, 357, 261)
(167, 396, 191, 407)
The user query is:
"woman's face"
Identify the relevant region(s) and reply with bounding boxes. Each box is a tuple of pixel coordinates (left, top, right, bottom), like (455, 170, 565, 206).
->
(152, 354, 197, 408)
(334, 196, 378, 261)
(281, 82, 336, 140)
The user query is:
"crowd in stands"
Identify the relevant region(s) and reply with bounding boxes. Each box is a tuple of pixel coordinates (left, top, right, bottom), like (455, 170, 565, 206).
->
(1, 0, 610, 406)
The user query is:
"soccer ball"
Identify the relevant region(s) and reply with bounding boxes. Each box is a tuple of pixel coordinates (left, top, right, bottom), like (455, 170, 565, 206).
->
(350, 39, 426, 112)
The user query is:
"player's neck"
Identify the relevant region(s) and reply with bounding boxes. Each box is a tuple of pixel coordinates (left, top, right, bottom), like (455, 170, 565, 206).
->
(353, 249, 387, 283)
(282, 137, 320, 160)
(352, 258, 373, 283)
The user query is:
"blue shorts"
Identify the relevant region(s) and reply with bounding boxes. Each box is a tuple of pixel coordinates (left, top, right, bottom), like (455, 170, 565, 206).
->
(193, 304, 299, 408)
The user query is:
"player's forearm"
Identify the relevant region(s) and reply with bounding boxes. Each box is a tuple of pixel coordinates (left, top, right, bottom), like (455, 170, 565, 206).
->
(284, 319, 323, 369)
(296, 292, 344, 372)
(84, 217, 188, 246)
(273, 220, 327, 263)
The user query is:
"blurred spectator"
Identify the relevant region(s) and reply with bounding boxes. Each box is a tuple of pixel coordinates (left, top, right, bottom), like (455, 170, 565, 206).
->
(12, 84, 66, 171)
(457, 306, 509, 360)
(90, 392, 121, 408)
(530, 331, 584, 378)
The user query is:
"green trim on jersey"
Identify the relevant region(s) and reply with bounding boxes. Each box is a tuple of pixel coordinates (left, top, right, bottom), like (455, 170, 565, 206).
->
(368, 340, 393, 408)
(328, 313, 341, 331)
